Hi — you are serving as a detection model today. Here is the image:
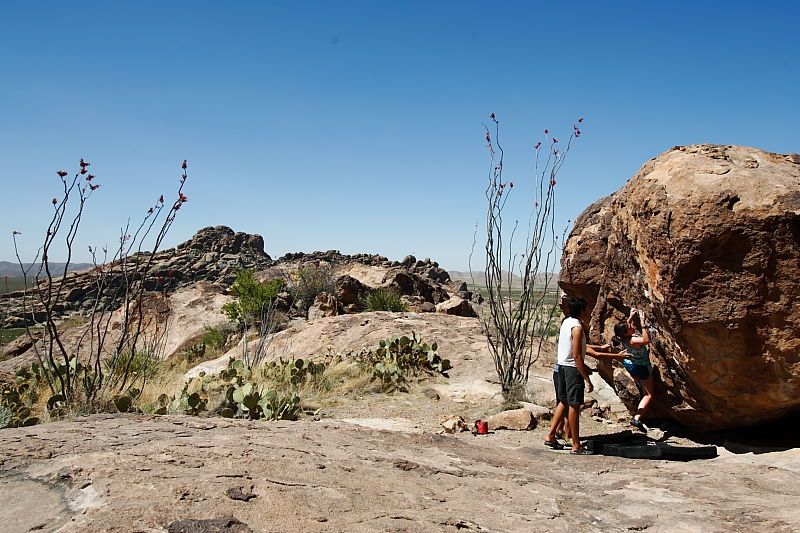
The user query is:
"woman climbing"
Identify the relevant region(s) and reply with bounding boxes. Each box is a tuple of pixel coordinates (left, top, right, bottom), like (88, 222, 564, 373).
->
(613, 308, 655, 433)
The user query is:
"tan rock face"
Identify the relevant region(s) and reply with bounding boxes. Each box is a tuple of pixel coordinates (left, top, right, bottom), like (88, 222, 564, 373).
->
(561, 144, 800, 430)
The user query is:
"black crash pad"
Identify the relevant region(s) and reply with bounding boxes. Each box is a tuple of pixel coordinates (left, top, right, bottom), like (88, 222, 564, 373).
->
(584, 431, 718, 461)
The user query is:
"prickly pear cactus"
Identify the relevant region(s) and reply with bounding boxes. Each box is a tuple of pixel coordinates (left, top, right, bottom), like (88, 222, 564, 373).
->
(0, 404, 12, 429)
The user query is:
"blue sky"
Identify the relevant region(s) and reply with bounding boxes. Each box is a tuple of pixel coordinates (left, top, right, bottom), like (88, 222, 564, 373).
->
(1, 1, 797, 270)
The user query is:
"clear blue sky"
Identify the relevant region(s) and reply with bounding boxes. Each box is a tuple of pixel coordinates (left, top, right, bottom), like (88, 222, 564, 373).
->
(1, 1, 797, 270)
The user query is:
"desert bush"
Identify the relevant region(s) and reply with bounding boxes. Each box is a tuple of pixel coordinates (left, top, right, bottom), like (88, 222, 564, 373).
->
(472, 114, 581, 396)
(222, 270, 285, 325)
(362, 288, 407, 312)
(162, 359, 301, 421)
(291, 265, 335, 314)
(261, 358, 327, 388)
(355, 332, 450, 392)
(200, 327, 225, 353)
(11, 158, 190, 417)
(500, 381, 530, 411)
(240, 299, 288, 369)
(0, 376, 41, 428)
(0, 328, 28, 347)
(103, 349, 162, 383)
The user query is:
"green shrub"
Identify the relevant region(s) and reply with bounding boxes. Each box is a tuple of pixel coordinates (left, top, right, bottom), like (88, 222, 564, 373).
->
(291, 265, 335, 313)
(166, 358, 302, 421)
(104, 349, 162, 382)
(0, 378, 40, 428)
(201, 326, 226, 351)
(363, 288, 407, 312)
(356, 332, 450, 392)
(222, 270, 286, 324)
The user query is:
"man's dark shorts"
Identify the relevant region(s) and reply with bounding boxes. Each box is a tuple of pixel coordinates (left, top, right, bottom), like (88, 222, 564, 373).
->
(556, 365, 585, 406)
(552, 369, 560, 399)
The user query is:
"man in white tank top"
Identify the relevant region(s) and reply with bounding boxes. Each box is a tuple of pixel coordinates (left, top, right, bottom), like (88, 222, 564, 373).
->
(544, 297, 594, 454)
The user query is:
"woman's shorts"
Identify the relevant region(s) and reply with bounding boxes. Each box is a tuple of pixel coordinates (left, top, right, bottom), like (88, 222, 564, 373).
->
(624, 362, 651, 380)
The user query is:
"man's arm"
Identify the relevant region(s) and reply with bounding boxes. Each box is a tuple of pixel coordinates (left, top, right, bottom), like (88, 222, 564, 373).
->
(586, 345, 627, 360)
(572, 326, 594, 393)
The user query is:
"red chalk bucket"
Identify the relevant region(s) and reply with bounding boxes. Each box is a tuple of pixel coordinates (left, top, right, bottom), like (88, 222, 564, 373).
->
(475, 420, 489, 435)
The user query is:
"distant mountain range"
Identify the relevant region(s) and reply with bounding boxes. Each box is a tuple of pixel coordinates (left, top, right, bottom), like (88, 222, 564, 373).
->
(448, 270, 558, 289)
(0, 261, 93, 277)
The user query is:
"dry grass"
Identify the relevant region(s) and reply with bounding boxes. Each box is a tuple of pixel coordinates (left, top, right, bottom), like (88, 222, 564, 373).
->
(136, 367, 189, 412)
(293, 360, 381, 410)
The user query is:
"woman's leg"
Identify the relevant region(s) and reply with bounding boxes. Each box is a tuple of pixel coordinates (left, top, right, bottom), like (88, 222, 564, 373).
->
(634, 374, 655, 420)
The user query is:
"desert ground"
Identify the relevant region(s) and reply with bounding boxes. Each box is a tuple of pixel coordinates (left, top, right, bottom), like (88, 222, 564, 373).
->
(3, 398, 800, 532)
(2, 311, 799, 532)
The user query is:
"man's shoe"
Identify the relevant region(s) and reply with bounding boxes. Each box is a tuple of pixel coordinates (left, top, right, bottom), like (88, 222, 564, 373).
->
(570, 447, 594, 455)
(544, 439, 564, 450)
(630, 417, 648, 433)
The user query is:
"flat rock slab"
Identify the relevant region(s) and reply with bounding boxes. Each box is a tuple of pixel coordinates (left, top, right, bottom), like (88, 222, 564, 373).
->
(338, 417, 422, 433)
(0, 478, 70, 532)
(2, 414, 800, 532)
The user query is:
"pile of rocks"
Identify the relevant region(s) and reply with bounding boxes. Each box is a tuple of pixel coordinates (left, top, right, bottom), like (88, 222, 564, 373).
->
(1, 227, 477, 329)
(0, 226, 272, 328)
(277, 251, 450, 285)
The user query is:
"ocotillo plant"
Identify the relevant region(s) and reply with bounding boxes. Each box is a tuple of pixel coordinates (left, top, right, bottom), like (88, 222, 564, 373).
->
(474, 113, 582, 395)
(12, 159, 189, 411)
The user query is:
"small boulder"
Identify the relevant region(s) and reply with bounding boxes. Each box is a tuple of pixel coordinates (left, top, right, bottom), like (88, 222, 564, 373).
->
(418, 302, 436, 313)
(307, 293, 339, 320)
(423, 388, 440, 400)
(435, 296, 478, 318)
(519, 402, 552, 422)
(486, 408, 535, 431)
(335, 275, 367, 309)
(441, 415, 468, 434)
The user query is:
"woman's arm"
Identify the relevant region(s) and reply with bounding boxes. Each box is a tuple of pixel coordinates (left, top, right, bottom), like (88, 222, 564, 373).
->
(627, 308, 636, 328)
(628, 317, 652, 348)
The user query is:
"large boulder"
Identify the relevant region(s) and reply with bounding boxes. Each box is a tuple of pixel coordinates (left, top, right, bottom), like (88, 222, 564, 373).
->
(561, 145, 800, 431)
(335, 275, 368, 312)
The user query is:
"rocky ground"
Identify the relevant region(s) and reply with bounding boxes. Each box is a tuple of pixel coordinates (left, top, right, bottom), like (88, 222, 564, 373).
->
(2, 409, 799, 533)
(3, 307, 800, 532)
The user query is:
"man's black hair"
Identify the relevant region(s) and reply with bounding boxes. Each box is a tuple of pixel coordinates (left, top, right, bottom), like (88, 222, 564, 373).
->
(567, 297, 587, 318)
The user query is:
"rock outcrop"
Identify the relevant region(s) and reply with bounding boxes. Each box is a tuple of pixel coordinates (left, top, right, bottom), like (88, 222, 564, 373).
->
(0, 226, 271, 328)
(1, 228, 458, 328)
(277, 251, 451, 285)
(561, 144, 800, 430)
